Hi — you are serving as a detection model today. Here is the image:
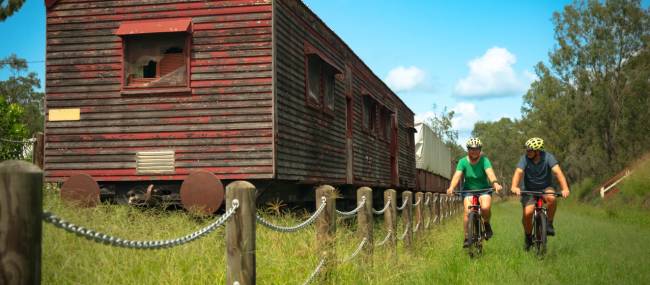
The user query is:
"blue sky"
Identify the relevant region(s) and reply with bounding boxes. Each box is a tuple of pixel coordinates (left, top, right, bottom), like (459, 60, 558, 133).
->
(0, 0, 593, 144)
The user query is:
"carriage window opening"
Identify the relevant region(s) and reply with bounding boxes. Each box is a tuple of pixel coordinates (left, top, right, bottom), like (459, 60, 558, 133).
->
(143, 60, 157, 78)
(362, 95, 377, 132)
(123, 33, 187, 88)
(306, 54, 337, 110)
(381, 108, 393, 140)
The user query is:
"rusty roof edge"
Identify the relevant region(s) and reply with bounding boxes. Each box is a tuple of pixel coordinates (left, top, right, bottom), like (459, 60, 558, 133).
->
(45, 0, 59, 8)
(297, 0, 414, 116)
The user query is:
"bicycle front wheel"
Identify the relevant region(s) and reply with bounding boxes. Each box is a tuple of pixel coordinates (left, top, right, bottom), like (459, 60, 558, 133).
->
(467, 211, 481, 257)
(534, 211, 547, 256)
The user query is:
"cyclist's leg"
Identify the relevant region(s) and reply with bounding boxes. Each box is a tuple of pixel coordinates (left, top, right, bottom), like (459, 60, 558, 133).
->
(479, 194, 493, 238)
(543, 187, 557, 222)
(522, 202, 535, 235)
(463, 196, 471, 237)
(479, 194, 492, 222)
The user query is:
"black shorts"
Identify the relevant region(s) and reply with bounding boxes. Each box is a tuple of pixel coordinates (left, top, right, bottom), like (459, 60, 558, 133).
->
(520, 187, 556, 207)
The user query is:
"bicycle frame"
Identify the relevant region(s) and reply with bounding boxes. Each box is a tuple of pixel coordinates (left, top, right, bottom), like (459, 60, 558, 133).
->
(454, 189, 494, 257)
(520, 190, 561, 256)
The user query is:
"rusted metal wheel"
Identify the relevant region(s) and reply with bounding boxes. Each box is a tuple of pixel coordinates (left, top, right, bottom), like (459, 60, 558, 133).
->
(180, 170, 224, 215)
(60, 174, 100, 207)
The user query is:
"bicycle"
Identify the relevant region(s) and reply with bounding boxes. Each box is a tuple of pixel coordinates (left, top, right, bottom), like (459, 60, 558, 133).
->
(519, 190, 562, 256)
(454, 188, 494, 258)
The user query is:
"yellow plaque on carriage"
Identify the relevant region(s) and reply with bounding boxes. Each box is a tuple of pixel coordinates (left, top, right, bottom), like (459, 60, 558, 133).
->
(48, 108, 80, 121)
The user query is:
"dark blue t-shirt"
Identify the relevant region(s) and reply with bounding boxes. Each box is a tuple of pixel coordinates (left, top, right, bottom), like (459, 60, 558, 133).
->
(516, 151, 558, 191)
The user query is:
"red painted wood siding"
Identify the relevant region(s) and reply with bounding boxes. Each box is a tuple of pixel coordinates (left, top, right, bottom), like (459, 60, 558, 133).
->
(45, 0, 274, 182)
(274, 0, 415, 189)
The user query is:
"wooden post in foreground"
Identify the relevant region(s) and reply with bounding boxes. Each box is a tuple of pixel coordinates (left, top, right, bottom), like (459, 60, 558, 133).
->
(315, 185, 336, 280)
(414, 192, 423, 238)
(33, 132, 44, 169)
(401, 191, 413, 248)
(0, 160, 43, 285)
(226, 181, 256, 285)
(424, 192, 432, 230)
(357, 187, 373, 259)
(385, 189, 397, 254)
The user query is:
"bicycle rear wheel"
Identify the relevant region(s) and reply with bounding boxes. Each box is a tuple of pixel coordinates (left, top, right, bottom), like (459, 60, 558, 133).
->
(467, 211, 481, 257)
(534, 211, 547, 256)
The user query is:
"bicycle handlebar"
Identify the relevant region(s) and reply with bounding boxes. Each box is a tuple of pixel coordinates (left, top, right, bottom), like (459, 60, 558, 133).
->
(453, 188, 494, 195)
(518, 190, 562, 196)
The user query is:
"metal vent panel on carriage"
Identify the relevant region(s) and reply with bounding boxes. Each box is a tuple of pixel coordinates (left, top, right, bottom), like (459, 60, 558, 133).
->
(136, 150, 175, 174)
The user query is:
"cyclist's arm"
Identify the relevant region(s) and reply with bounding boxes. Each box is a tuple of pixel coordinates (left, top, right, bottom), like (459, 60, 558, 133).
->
(447, 170, 463, 195)
(485, 167, 502, 193)
(511, 168, 524, 195)
(551, 165, 570, 197)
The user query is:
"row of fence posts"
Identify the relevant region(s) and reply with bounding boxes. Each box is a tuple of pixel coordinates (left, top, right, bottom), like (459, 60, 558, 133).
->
(0, 161, 462, 285)
(226, 183, 462, 284)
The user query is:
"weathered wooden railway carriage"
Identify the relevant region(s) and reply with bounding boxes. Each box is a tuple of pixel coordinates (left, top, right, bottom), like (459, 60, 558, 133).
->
(44, 0, 416, 202)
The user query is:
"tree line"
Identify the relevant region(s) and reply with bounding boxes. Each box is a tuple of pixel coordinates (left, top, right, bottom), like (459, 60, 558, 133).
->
(472, 0, 649, 187)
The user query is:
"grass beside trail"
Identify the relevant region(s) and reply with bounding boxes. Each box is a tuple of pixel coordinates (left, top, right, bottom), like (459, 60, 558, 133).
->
(42, 187, 650, 284)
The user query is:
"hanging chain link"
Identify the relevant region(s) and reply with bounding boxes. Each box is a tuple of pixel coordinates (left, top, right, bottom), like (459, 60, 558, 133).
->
(372, 199, 390, 215)
(42, 199, 239, 249)
(1, 137, 36, 144)
(302, 258, 326, 285)
(412, 197, 421, 208)
(413, 222, 421, 233)
(398, 223, 410, 240)
(256, 197, 326, 233)
(396, 199, 409, 211)
(424, 195, 430, 206)
(374, 230, 392, 247)
(341, 237, 368, 263)
(335, 196, 366, 217)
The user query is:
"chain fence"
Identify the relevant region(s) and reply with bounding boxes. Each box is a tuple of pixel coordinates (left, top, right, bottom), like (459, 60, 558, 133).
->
(256, 197, 327, 233)
(302, 258, 326, 285)
(372, 199, 391, 215)
(42, 199, 239, 249)
(335, 196, 366, 217)
(374, 230, 392, 247)
(34, 182, 459, 284)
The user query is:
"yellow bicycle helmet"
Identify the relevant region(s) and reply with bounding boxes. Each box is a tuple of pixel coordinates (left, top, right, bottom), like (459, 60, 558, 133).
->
(466, 137, 482, 149)
(525, 137, 544, 151)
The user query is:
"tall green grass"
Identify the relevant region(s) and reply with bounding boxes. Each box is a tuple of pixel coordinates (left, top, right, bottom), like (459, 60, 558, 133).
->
(43, 187, 650, 284)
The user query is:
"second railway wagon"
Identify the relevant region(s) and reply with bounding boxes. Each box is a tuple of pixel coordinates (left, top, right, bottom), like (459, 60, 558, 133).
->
(44, 0, 417, 208)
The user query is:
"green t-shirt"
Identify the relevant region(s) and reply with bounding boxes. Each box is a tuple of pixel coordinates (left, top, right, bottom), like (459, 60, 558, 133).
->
(456, 155, 493, 190)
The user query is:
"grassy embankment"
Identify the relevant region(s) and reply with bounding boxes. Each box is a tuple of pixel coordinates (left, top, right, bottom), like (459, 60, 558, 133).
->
(43, 179, 650, 284)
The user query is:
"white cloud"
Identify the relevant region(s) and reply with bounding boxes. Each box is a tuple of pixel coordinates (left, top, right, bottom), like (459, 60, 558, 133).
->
(451, 102, 480, 131)
(414, 111, 435, 124)
(385, 66, 427, 92)
(454, 47, 532, 97)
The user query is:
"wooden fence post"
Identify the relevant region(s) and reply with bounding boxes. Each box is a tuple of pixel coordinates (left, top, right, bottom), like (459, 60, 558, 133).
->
(433, 193, 440, 225)
(226, 181, 256, 285)
(0, 160, 43, 285)
(315, 185, 336, 280)
(34, 132, 44, 169)
(402, 191, 413, 248)
(385, 189, 397, 254)
(424, 192, 432, 230)
(357, 187, 373, 259)
(414, 192, 423, 239)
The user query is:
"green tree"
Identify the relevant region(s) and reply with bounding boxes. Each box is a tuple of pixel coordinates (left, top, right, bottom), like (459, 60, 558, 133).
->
(0, 54, 44, 136)
(0, 95, 28, 159)
(510, 0, 650, 183)
(0, 0, 25, 21)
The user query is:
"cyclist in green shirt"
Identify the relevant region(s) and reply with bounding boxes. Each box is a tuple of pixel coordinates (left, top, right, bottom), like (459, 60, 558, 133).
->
(446, 138, 503, 248)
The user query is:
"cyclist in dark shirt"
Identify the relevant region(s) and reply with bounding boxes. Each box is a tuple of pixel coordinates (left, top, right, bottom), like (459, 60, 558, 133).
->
(511, 137, 570, 250)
